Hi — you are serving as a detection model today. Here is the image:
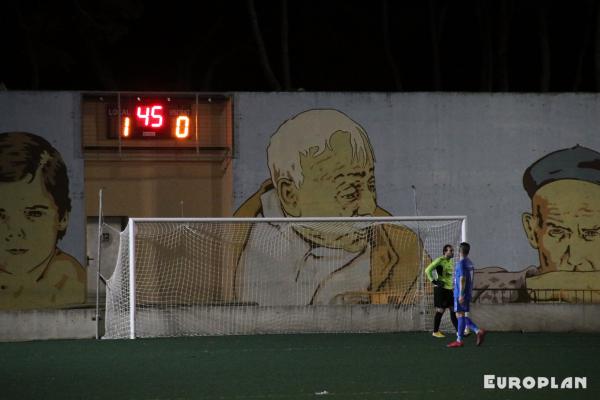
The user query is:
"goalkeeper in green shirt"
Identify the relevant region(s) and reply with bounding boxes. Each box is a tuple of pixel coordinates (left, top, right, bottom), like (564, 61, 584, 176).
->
(425, 244, 459, 338)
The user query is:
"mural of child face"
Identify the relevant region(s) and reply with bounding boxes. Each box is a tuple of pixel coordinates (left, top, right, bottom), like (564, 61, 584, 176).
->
(0, 172, 68, 274)
(522, 179, 600, 273)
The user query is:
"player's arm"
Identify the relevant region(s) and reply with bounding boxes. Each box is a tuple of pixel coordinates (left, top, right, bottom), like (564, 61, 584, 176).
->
(459, 276, 466, 304)
(424, 258, 442, 284)
(455, 262, 466, 303)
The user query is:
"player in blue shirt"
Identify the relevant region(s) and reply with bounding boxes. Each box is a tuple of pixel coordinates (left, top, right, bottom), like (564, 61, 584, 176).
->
(447, 242, 487, 348)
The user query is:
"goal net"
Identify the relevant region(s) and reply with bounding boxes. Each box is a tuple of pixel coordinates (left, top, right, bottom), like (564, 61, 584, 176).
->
(104, 216, 466, 339)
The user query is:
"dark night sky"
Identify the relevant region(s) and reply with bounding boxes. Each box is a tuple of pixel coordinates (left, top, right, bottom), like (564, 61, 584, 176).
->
(2, 0, 599, 92)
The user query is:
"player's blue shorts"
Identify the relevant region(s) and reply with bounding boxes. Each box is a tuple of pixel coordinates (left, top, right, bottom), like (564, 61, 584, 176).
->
(454, 298, 470, 312)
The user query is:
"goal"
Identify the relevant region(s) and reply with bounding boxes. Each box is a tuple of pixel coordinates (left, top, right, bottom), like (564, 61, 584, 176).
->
(103, 216, 466, 339)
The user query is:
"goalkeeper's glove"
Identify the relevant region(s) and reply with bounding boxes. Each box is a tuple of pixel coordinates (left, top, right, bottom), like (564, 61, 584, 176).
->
(432, 280, 443, 287)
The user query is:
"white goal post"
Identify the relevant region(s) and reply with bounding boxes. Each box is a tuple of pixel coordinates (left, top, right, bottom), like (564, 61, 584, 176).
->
(104, 216, 467, 339)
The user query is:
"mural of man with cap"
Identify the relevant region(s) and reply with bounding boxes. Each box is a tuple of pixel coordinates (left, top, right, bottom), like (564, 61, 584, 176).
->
(521, 145, 600, 301)
(476, 145, 600, 303)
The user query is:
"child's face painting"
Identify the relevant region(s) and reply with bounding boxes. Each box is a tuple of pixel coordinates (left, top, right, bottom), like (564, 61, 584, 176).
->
(0, 173, 67, 272)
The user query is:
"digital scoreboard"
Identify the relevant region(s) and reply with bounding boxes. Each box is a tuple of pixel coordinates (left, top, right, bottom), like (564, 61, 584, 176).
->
(82, 93, 232, 151)
(106, 96, 195, 140)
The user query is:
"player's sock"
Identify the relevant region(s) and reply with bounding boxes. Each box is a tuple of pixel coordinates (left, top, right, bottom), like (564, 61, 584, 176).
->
(457, 316, 466, 342)
(466, 317, 479, 333)
(434, 312, 443, 332)
(450, 311, 458, 331)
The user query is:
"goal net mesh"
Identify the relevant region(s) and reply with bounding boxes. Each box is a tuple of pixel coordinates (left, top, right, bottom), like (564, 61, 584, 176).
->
(104, 218, 464, 339)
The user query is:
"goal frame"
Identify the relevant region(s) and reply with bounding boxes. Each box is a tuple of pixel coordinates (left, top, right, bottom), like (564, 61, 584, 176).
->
(123, 216, 467, 339)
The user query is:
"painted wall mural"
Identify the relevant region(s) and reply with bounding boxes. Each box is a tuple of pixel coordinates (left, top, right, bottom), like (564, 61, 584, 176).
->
(476, 145, 600, 303)
(234, 104, 600, 305)
(234, 109, 428, 305)
(0, 132, 86, 309)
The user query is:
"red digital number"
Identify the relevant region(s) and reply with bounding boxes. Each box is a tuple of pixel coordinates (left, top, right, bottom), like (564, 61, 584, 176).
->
(136, 106, 150, 126)
(150, 105, 163, 127)
(136, 105, 164, 128)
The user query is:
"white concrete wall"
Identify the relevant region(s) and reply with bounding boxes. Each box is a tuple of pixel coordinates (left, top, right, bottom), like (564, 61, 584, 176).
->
(0, 309, 97, 341)
(472, 304, 600, 333)
(1, 304, 598, 341)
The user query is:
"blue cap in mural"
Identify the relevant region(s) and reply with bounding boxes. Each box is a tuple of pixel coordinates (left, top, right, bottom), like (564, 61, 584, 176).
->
(523, 145, 600, 198)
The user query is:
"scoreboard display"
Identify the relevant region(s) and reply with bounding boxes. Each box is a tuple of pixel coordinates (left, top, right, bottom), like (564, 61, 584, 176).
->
(106, 95, 194, 140)
(82, 93, 232, 150)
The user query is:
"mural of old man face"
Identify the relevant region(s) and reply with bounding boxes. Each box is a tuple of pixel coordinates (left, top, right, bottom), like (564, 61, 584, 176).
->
(475, 145, 600, 303)
(233, 109, 428, 306)
(267, 110, 377, 252)
(0, 132, 85, 309)
(524, 180, 600, 272)
(521, 145, 600, 301)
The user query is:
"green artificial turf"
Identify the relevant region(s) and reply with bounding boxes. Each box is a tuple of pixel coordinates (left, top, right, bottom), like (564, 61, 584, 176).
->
(0, 332, 597, 399)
